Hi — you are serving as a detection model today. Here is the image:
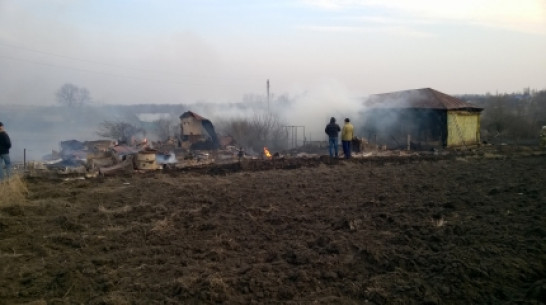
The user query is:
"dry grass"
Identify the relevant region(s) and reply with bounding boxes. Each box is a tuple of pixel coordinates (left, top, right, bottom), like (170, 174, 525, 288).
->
(207, 273, 229, 293)
(432, 217, 447, 227)
(98, 204, 132, 214)
(151, 217, 174, 232)
(0, 174, 29, 206)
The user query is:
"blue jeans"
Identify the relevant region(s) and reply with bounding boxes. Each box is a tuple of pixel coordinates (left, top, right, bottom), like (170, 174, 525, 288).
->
(328, 137, 339, 157)
(0, 153, 10, 181)
(342, 141, 351, 159)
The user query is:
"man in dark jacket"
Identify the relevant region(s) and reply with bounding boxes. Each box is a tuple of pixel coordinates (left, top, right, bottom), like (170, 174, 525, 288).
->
(0, 122, 12, 181)
(324, 117, 341, 158)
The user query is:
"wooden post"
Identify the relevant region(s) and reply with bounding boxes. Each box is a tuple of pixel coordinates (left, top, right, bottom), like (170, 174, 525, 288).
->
(407, 134, 411, 151)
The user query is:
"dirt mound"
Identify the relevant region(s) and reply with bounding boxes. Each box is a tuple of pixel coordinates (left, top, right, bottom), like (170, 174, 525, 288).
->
(0, 152, 545, 304)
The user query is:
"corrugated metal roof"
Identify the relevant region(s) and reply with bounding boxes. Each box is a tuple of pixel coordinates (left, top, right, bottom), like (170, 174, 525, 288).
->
(365, 88, 483, 111)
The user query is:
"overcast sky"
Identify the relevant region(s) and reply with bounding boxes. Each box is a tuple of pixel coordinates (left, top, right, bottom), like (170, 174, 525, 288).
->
(0, 0, 545, 106)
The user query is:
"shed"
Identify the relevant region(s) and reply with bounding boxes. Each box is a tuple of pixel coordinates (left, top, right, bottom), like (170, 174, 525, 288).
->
(361, 88, 483, 149)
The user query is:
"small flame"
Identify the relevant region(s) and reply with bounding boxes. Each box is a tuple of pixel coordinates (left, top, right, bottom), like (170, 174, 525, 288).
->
(263, 147, 272, 158)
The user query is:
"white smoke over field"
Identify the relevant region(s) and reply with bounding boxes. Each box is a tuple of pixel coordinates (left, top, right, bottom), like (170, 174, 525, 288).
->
(2, 81, 369, 163)
(204, 81, 368, 148)
(196, 81, 368, 149)
(274, 81, 367, 143)
(3, 105, 153, 162)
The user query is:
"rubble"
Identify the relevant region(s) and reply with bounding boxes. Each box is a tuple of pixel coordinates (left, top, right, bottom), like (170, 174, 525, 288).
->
(27, 136, 239, 178)
(98, 155, 135, 176)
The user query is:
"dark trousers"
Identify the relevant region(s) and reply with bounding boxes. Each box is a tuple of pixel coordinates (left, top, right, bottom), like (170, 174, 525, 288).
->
(342, 141, 351, 159)
(328, 137, 339, 157)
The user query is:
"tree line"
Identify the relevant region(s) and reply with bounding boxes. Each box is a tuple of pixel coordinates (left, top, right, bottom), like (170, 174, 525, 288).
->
(460, 89, 546, 145)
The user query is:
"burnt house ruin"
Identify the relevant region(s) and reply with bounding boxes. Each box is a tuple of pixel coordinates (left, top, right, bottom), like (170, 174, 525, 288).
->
(179, 111, 220, 150)
(361, 88, 483, 149)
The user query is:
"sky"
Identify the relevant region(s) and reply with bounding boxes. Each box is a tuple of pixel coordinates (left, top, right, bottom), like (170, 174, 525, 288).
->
(0, 0, 545, 107)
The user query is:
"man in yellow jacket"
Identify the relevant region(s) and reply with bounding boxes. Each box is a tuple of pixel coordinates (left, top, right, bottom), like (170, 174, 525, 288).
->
(341, 118, 354, 159)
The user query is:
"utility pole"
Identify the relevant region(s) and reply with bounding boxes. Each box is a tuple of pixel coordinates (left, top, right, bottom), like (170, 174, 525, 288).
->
(266, 79, 270, 112)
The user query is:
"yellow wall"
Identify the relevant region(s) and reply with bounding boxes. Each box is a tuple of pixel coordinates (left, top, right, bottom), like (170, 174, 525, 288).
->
(447, 111, 481, 147)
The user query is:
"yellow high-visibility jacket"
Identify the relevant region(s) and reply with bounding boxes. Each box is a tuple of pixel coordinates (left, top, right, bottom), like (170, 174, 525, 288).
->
(342, 123, 354, 141)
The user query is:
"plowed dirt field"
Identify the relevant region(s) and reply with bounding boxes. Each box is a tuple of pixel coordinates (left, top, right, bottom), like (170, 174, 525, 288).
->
(1, 149, 545, 304)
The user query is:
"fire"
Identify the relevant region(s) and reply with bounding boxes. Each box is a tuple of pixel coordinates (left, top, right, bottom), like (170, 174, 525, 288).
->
(263, 147, 272, 158)
(135, 137, 148, 148)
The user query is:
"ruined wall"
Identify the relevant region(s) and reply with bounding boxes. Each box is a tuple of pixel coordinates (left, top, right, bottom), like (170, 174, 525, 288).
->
(447, 111, 481, 147)
(360, 109, 446, 149)
(180, 117, 203, 136)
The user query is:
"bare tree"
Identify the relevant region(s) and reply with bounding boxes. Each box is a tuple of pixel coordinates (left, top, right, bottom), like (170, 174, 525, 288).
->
(152, 118, 175, 141)
(528, 90, 546, 126)
(478, 92, 545, 144)
(56, 83, 91, 107)
(218, 112, 288, 153)
(97, 121, 145, 144)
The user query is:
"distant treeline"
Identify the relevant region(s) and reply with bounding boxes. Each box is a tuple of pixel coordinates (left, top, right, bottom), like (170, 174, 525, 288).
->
(459, 89, 546, 145)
